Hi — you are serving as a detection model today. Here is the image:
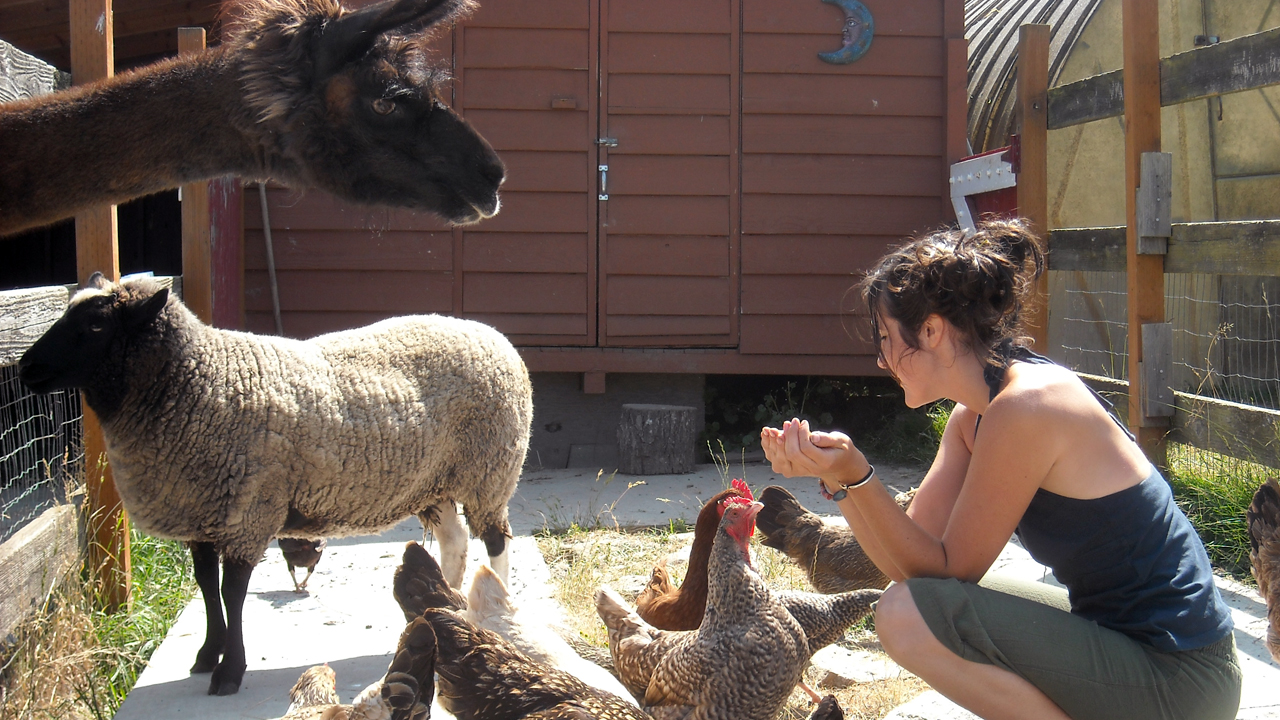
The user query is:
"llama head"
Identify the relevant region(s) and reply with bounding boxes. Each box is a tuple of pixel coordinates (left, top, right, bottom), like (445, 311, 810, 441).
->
(227, 0, 504, 224)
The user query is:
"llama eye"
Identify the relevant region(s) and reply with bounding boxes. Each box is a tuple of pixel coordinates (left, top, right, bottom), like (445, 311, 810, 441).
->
(371, 98, 396, 115)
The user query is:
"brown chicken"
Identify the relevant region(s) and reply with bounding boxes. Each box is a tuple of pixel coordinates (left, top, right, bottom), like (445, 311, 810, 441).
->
(279, 537, 328, 592)
(1247, 476, 1280, 662)
(756, 485, 915, 594)
(635, 478, 752, 631)
(426, 607, 650, 720)
(596, 496, 811, 720)
(276, 616, 436, 720)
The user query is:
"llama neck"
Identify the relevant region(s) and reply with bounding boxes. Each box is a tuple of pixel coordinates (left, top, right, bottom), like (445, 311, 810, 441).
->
(0, 48, 269, 235)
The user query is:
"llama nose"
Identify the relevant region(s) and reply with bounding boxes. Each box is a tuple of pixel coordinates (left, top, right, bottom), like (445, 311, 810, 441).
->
(480, 158, 505, 188)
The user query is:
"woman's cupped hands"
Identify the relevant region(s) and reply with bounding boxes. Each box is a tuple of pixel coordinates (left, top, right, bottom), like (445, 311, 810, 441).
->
(760, 419, 871, 484)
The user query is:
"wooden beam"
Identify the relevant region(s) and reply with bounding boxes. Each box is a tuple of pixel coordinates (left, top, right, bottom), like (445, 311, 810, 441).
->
(70, 0, 130, 614)
(1048, 26, 1280, 130)
(178, 27, 213, 324)
(1049, 220, 1280, 273)
(210, 177, 245, 329)
(1016, 25, 1050, 351)
(1123, 0, 1167, 462)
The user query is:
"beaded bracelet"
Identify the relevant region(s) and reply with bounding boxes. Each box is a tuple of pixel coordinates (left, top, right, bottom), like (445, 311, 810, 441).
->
(818, 464, 876, 502)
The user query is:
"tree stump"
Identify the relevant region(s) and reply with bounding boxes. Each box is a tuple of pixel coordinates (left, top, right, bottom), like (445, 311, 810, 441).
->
(617, 404, 698, 475)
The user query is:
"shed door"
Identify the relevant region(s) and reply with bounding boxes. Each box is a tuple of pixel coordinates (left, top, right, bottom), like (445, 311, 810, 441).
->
(599, 0, 739, 347)
(455, 0, 738, 348)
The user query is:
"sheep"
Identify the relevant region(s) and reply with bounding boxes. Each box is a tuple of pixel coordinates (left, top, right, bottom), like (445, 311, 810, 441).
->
(0, 0, 504, 237)
(17, 273, 533, 696)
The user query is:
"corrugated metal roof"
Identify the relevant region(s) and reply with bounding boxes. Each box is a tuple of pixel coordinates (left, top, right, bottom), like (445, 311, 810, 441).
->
(966, 0, 1105, 152)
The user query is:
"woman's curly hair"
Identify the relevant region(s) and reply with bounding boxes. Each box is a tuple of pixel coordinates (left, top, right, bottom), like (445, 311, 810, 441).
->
(859, 217, 1046, 369)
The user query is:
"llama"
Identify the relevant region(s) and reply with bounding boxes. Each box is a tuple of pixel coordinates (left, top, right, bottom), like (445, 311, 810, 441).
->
(0, 0, 504, 236)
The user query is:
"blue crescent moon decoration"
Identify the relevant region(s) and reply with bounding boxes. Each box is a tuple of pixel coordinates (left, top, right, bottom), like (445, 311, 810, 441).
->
(818, 0, 874, 65)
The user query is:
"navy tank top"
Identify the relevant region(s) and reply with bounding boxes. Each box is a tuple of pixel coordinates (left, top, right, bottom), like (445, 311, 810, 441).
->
(982, 343, 1233, 652)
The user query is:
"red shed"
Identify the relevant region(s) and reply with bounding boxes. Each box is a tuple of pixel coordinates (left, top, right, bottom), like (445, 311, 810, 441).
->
(244, 0, 968, 378)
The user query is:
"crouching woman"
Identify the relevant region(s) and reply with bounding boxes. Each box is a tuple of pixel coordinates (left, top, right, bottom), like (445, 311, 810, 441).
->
(761, 219, 1241, 720)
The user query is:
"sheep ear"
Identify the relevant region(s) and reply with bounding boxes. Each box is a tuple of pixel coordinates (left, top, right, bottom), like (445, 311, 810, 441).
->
(86, 272, 110, 290)
(124, 288, 168, 332)
(317, 0, 468, 72)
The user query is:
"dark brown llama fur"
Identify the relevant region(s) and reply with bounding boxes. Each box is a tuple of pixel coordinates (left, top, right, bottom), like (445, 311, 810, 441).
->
(0, 0, 504, 236)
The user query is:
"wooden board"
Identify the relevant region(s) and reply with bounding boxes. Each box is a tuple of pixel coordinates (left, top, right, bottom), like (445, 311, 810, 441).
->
(740, 314, 876, 355)
(742, 195, 944, 235)
(742, 75, 944, 116)
(607, 115, 733, 155)
(743, 34, 943, 76)
(742, 0, 943, 36)
(743, 115, 943, 155)
(1049, 221, 1280, 274)
(607, 74, 731, 114)
(742, 154, 943, 196)
(464, 233, 588, 273)
(0, 284, 68, 365)
(607, 0, 731, 33)
(604, 196, 729, 236)
(741, 235, 897, 274)
(608, 33, 731, 74)
(606, 276, 730, 315)
(606, 236, 728, 276)
(607, 155, 731, 196)
(244, 270, 453, 315)
(0, 505, 79, 642)
(741, 275, 868, 315)
(463, 28, 589, 69)
(463, 273, 588, 314)
(243, 230, 453, 272)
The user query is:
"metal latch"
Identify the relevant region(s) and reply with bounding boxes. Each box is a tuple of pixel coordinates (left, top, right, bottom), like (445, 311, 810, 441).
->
(597, 137, 618, 147)
(598, 164, 609, 201)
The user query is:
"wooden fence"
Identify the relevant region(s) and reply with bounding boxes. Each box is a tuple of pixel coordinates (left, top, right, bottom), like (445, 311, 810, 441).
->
(1017, 13, 1280, 468)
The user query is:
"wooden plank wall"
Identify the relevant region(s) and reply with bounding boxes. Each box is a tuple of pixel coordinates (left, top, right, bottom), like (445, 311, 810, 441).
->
(242, 187, 455, 338)
(598, 0, 737, 347)
(456, 0, 596, 346)
(738, 0, 951, 357)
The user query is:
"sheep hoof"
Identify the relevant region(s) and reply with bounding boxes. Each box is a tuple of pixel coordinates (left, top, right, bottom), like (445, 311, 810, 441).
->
(190, 649, 220, 674)
(208, 663, 245, 695)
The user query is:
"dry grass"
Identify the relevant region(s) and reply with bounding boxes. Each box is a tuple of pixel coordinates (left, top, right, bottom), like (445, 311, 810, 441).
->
(536, 525, 930, 720)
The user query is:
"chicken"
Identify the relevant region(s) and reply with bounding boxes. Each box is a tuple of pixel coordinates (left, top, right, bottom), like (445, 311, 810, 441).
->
(1247, 477, 1280, 662)
(756, 485, 915, 594)
(279, 537, 328, 592)
(277, 616, 436, 720)
(596, 496, 810, 720)
(425, 607, 650, 720)
(635, 479, 752, 631)
(392, 540, 637, 705)
(806, 695, 845, 720)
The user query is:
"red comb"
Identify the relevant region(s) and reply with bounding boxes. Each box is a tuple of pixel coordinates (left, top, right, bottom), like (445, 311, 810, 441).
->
(721, 495, 756, 536)
(731, 478, 753, 501)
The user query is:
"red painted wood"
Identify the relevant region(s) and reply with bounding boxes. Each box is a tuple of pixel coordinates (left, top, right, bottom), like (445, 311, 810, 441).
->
(464, 233, 588, 273)
(518, 347, 883, 375)
(606, 316, 732, 337)
(465, 110, 590, 151)
(608, 156, 731, 195)
(463, 313, 589, 337)
(209, 176, 243, 330)
(463, 273, 588, 314)
(744, 34, 943, 76)
(608, 33, 732, 74)
(742, 275, 868, 315)
(608, 115, 734, 155)
(743, 75, 944, 116)
(474, 192, 589, 233)
(244, 189, 451, 232)
(605, 196, 730, 236)
(743, 155, 944, 196)
(465, 0, 588, 29)
(740, 315, 877, 355)
(742, 235, 898, 274)
(607, 276, 730, 315)
(244, 270, 454, 314)
(244, 230, 453, 272)
(607, 0, 731, 33)
(744, 115, 943, 155)
(501, 151, 591, 192)
(607, 236, 728, 276)
(607, 74, 731, 115)
(464, 28, 589, 69)
(245, 311, 432, 340)
(742, 195, 945, 236)
(743, 0, 943, 36)
(463, 68, 589, 110)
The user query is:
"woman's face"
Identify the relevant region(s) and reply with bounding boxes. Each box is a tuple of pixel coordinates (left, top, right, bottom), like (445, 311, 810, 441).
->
(876, 313, 936, 408)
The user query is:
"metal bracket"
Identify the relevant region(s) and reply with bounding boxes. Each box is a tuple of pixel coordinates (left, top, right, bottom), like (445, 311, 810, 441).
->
(598, 164, 609, 201)
(597, 137, 618, 147)
(949, 149, 1018, 236)
(1140, 322, 1175, 423)
(1137, 152, 1172, 255)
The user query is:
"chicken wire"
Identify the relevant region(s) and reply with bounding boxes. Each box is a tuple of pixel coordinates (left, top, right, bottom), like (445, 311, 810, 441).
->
(0, 362, 82, 544)
(1051, 271, 1280, 412)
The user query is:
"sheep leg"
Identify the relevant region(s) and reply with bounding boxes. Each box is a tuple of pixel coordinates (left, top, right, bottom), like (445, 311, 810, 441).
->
(208, 558, 253, 696)
(189, 542, 226, 674)
(480, 518, 511, 585)
(422, 503, 468, 588)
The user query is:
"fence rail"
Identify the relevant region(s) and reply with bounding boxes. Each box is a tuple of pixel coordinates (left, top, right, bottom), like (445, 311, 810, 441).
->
(1049, 221, 1280, 274)
(1047, 25, 1280, 129)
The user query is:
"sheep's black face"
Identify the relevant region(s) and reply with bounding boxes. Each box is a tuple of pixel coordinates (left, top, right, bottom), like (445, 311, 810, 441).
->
(18, 276, 169, 396)
(306, 39, 505, 224)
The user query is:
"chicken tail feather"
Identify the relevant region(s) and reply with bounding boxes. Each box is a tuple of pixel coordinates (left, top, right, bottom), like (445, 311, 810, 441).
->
(394, 541, 467, 621)
(382, 617, 437, 720)
(756, 485, 812, 552)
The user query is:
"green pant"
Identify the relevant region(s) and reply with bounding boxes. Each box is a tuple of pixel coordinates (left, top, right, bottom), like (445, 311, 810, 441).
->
(905, 575, 1242, 720)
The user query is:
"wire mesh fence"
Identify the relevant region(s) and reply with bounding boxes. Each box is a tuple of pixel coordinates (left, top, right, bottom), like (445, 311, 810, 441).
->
(1050, 270, 1280, 411)
(0, 361, 82, 544)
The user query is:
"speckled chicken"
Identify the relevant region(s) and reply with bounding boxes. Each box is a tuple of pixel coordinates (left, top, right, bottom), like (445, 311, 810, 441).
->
(276, 616, 436, 720)
(596, 496, 809, 720)
(756, 485, 915, 593)
(426, 607, 651, 720)
(1247, 476, 1280, 662)
(279, 537, 328, 592)
(635, 479, 752, 632)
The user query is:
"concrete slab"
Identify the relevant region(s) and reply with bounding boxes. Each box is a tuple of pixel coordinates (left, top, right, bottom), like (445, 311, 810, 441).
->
(111, 461, 1280, 720)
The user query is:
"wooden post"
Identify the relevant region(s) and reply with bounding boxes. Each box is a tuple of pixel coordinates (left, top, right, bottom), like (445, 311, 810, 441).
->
(70, 0, 130, 612)
(179, 28, 214, 324)
(1123, 0, 1168, 464)
(1016, 24, 1050, 352)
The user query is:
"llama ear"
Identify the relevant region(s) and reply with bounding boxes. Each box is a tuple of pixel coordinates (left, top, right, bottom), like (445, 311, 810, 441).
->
(318, 0, 470, 73)
(86, 272, 110, 290)
(123, 288, 168, 332)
